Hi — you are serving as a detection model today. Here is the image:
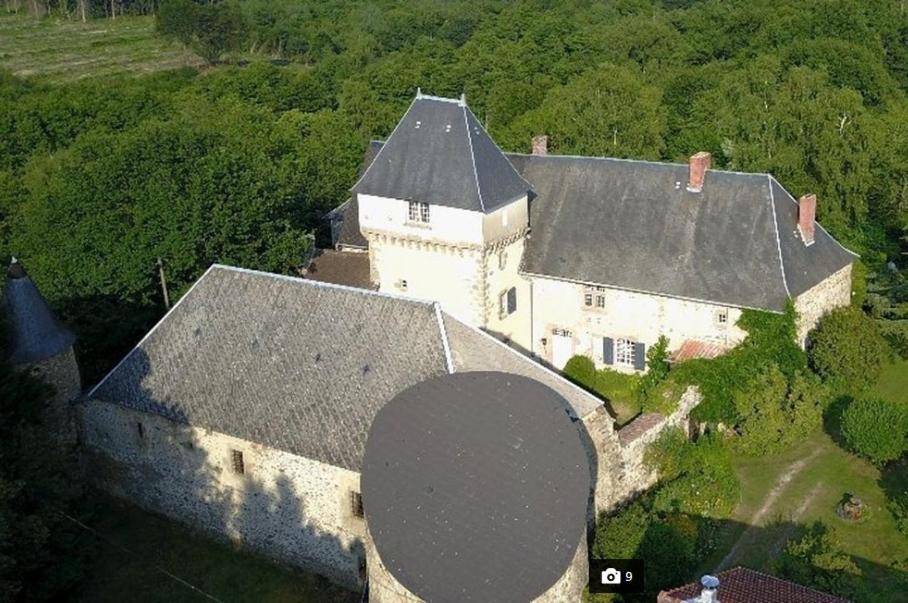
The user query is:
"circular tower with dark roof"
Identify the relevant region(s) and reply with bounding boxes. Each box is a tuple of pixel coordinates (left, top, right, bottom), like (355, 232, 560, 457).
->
(362, 371, 591, 603)
(4, 258, 81, 442)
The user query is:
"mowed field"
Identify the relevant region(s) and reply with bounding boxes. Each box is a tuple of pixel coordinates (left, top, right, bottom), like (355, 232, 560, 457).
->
(0, 13, 203, 82)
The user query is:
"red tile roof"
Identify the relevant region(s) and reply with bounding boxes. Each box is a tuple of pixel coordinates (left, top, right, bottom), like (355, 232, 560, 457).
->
(658, 567, 851, 603)
(671, 339, 729, 363)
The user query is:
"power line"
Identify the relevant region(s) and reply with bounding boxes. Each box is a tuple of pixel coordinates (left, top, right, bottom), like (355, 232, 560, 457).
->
(59, 511, 224, 603)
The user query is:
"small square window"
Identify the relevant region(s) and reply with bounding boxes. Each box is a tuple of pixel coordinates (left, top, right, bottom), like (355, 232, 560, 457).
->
(408, 201, 430, 223)
(351, 491, 364, 518)
(231, 449, 245, 475)
(716, 309, 728, 325)
(595, 295, 606, 309)
(399, 279, 408, 290)
(584, 293, 593, 307)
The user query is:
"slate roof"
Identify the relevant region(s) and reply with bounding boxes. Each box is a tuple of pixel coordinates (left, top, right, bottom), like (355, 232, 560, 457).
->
(89, 265, 603, 471)
(3, 260, 75, 364)
(352, 94, 530, 213)
(334, 141, 383, 250)
(509, 154, 857, 311)
(90, 265, 450, 471)
(658, 567, 851, 603)
(345, 138, 856, 311)
(362, 372, 590, 603)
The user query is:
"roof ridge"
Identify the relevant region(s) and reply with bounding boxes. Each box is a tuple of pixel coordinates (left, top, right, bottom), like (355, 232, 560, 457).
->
(443, 312, 605, 418)
(462, 104, 486, 212)
(87, 263, 220, 398)
(507, 151, 772, 178)
(767, 174, 792, 299)
(434, 303, 454, 374)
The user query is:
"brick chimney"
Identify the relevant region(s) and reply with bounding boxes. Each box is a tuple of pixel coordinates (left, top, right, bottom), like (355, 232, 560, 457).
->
(532, 135, 548, 156)
(687, 151, 711, 192)
(798, 193, 817, 246)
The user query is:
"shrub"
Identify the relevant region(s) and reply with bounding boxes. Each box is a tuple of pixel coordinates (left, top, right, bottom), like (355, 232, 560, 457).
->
(774, 522, 861, 600)
(563, 355, 597, 390)
(592, 500, 650, 560)
(841, 398, 908, 464)
(809, 307, 889, 393)
(595, 368, 641, 406)
(637, 335, 670, 403)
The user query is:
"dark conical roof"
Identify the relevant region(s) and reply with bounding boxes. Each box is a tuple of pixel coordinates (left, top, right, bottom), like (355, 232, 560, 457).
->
(352, 93, 532, 213)
(3, 259, 75, 364)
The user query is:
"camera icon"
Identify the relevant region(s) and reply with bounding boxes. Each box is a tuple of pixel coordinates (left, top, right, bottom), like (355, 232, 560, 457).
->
(601, 568, 622, 585)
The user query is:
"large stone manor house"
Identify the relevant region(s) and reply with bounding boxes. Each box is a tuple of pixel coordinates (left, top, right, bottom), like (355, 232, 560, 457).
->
(328, 91, 856, 371)
(4, 90, 856, 601)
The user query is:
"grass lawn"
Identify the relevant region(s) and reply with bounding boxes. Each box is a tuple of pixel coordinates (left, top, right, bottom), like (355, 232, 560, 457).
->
(702, 430, 908, 602)
(871, 358, 908, 405)
(0, 14, 202, 83)
(69, 495, 358, 603)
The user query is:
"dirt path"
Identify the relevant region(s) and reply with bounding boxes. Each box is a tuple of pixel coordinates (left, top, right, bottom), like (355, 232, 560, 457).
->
(717, 448, 822, 570)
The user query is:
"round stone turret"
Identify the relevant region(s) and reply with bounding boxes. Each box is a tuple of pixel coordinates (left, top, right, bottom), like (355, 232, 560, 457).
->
(4, 258, 81, 441)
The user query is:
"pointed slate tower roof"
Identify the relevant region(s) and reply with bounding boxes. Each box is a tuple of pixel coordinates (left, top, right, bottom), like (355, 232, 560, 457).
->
(3, 258, 75, 364)
(352, 92, 531, 213)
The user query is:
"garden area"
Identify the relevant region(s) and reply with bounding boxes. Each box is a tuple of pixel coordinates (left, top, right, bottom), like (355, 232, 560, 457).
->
(583, 294, 908, 602)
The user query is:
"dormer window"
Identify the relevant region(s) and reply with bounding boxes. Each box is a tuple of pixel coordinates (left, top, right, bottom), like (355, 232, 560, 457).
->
(408, 201, 430, 223)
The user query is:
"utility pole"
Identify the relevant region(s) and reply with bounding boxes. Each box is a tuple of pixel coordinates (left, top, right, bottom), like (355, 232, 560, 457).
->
(157, 257, 171, 310)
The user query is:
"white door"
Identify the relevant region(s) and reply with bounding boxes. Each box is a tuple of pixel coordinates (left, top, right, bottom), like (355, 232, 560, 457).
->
(552, 334, 574, 369)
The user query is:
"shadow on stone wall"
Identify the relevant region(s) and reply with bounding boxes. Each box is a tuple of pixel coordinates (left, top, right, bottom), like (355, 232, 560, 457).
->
(81, 346, 365, 600)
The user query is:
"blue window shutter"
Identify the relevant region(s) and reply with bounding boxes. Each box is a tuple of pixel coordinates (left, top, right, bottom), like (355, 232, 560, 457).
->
(603, 337, 614, 365)
(507, 287, 517, 313)
(634, 342, 646, 370)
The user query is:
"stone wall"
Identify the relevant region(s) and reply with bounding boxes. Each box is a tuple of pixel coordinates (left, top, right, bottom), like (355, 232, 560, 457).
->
(365, 525, 588, 603)
(529, 275, 748, 371)
(794, 263, 852, 346)
(78, 400, 366, 590)
(21, 346, 81, 444)
(608, 386, 701, 506)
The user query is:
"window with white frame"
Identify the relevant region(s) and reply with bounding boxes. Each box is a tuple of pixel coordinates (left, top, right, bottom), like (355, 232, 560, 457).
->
(408, 201, 430, 223)
(615, 338, 636, 366)
(715, 309, 728, 325)
(584, 293, 593, 307)
(595, 294, 606, 309)
(583, 285, 607, 310)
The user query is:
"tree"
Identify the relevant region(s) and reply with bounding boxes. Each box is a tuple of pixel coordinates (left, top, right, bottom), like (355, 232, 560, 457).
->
(158, 0, 246, 64)
(841, 398, 908, 464)
(808, 307, 889, 393)
(774, 522, 861, 600)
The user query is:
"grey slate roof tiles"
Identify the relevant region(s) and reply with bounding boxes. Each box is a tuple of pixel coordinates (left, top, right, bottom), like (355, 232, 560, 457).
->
(362, 372, 590, 603)
(90, 265, 603, 472)
(352, 96, 530, 213)
(3, 260, 76, 365)
(90, 265, 450, 472)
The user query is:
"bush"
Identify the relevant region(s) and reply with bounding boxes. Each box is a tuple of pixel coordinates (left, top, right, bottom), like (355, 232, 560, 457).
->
(841, 398, 908, 464)
(774, 522, 861, 600)
(563, 355, 597, 390)
(809, 307, 889, 393)
(637, 335, 670, 403)
(734, 368, 828, 456)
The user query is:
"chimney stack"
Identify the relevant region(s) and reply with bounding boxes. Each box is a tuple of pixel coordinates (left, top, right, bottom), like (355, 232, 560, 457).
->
(532, 135, 548, 156)
(798, 193, 816, 246)
(698, 575, 720, 603)
(687, 151, 711, 192)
